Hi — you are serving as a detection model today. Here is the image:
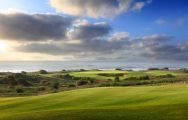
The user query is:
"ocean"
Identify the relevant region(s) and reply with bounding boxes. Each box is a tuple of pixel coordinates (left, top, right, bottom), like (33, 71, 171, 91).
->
(0, 61, 187, 72)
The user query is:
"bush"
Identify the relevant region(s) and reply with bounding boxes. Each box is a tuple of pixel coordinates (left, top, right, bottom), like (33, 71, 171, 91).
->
(62, 74, 73, 80)
(115, 68, 122, 70)
(21, 71, 27, 74)
(162, 67, 169, 70)
(88, 79, 96, 84)
(114, 76, 120, 82)
(179, 68, 188, 73)
(52, 82, 60, 90)
(76, 80, 88, 86)
(125, 75, 150, 81)
(139, 75, 150, 80)
(14, 73, 31, 86)
(16, 87, 24, 93)
(5, 75, 17, 86)
(148, 68, 159, 70)
(37, 87, 46, 91)
(98, 73, 124, 77)
(40, 80, 50, 85)
(125, 77, 138, 81)
(39, 70, 48, 74)
(157, 74, 175, 78)
(68, 84, 76, 88)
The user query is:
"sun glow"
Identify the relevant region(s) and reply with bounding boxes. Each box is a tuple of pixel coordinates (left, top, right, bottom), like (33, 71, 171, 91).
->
(0, 40, 8, 52)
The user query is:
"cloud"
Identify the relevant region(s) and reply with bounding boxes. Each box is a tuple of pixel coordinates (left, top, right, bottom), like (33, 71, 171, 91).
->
(131, 1, 146, 11)
(15, 21, 130, 60)
(50, 0, 151, 18)
(0, 12, 73, 41)
(15, 30, 188, 61)
(69, 21, 111, 40)
(155, 19, 166, 25)
(132, 35, 188, 61)
(1, 12, 185, 61)
(140, 44, 188, 61)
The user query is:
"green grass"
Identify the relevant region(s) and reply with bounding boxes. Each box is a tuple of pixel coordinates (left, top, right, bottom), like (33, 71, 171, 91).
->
(69, 70, 188, 80)
(70, 70, 127, 80)
(1, 85, 188, 120)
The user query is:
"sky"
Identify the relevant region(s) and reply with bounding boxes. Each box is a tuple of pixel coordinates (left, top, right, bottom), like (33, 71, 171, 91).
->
(0, 0, 187, 62)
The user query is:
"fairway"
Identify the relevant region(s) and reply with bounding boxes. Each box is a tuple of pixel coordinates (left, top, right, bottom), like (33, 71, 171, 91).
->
(1, 85, 188, 120)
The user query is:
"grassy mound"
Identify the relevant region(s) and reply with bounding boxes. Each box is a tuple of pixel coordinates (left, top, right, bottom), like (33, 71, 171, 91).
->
(1, 85, 188, 120)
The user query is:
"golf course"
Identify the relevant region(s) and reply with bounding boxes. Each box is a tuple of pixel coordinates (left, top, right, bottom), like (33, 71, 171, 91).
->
(1, 69, 188, 120)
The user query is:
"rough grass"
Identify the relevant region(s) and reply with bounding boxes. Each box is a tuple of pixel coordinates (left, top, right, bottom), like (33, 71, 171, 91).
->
(1, 85, 188, 120)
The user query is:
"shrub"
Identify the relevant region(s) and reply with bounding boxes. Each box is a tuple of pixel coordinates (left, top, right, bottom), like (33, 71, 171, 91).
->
(39, 70, 48, 74)
(98, 73, 124, 77)
(125, 77, 138, 81)
(139, 75, 150, 80)
(52, 82, 60, 90)
(148, 68, 159, 70)
(21, 71, 27, 74)
(14, 73, 32, 86)
(16, 87, 24, 93)
(157, 74, 175, 78)
(62, 74, 73, 80)
(5, 75, 17, 86)
(40, 80, 50, 85)
(37, 87, 46, 91)
(88, 79, 96, 84)
(179, 68, 188, 73)
(115, 68, 122, 70)
(166, 74, 175, 78)
(162, 67, 169, 70)
(114, 76, 120, 82)
(76, 80, 88, 86)
(68, 84, 76, 88)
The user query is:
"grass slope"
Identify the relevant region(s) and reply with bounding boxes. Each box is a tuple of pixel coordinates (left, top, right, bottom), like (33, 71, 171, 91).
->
(1, 85, 188, 120)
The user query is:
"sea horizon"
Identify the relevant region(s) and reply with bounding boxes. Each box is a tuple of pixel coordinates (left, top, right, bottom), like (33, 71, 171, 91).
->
(0, 61, 187, 72)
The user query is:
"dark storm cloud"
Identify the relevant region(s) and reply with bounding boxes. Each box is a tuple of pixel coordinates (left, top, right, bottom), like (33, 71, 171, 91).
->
(70, 22, 111, 40)
(0, 12, 73, 41)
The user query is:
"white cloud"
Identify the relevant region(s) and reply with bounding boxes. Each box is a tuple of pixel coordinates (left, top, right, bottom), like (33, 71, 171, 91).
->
(132, 2, 145, 11)
(50, 0, 133, 18)
(155, 19, 166, 25)
(131, 0, 152, 11)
